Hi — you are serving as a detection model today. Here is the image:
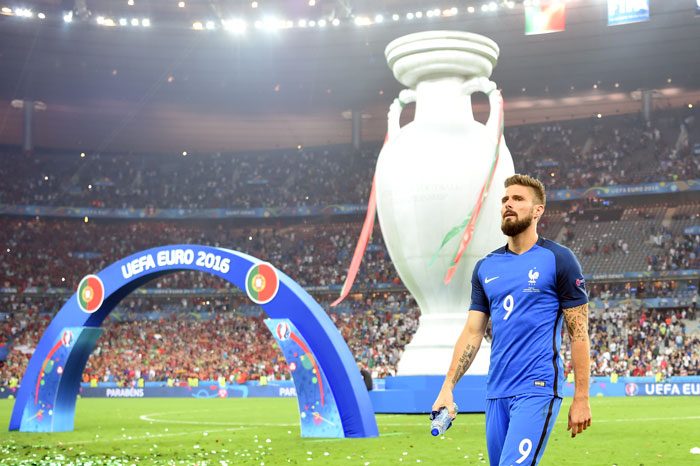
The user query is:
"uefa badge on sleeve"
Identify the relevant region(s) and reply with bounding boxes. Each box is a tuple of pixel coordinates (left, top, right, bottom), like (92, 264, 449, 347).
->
(76, 274, 105, 313)
(245, 262, 280, 305)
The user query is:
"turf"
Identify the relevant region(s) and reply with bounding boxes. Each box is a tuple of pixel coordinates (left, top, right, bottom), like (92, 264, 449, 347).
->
(1, 396, 699, 465)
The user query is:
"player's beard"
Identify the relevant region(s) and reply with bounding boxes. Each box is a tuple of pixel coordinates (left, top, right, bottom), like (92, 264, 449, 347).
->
(501, 209, 533, 237)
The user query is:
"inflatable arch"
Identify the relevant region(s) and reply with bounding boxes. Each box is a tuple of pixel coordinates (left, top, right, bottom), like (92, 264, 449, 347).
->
(9, 245, 378, 438)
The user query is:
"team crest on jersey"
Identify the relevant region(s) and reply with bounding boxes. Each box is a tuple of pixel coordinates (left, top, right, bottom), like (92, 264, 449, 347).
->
(523, 268, 541, 293)
(528, 269, 539, 285)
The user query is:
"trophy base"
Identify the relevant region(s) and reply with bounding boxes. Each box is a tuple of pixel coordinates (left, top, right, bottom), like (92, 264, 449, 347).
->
(396, 312, 491, 376)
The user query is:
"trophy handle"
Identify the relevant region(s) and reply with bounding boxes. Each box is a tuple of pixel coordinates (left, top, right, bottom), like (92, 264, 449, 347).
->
(461, 77, 502, 143)
(441, 79, 505, 285)
(387, 89, 416, 140)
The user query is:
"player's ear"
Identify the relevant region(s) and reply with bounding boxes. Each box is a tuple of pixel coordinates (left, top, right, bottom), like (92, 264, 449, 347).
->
(534, 204, 545, 220)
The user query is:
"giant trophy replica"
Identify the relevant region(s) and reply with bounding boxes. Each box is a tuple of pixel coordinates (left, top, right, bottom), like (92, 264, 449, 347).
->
(376, 31, 515, 375)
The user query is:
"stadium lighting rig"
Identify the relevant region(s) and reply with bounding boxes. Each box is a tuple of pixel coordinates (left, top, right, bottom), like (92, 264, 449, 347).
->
(0, 0, 518, 33)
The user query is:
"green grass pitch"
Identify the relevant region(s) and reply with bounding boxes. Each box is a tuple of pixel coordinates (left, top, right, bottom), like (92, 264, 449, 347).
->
(1, 396, 699, 465)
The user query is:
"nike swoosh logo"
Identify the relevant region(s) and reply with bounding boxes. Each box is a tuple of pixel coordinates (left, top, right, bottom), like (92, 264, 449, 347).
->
(484, 276, 499, 284)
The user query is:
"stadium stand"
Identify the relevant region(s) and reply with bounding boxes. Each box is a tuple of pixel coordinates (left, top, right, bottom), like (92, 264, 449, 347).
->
(0, 109, 697, 209)
(1, 110, 698, 386)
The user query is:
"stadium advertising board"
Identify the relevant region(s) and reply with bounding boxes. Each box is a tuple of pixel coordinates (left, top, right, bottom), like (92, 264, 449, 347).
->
(1, 180, 698, 220)
(624, 382, 700, 397)
(105, 388, 145, 398)
(607, 0, 650, 26)
(78, 385, 286, 399)
(549, 179, 700, 201)
(589, 296, 698, 311)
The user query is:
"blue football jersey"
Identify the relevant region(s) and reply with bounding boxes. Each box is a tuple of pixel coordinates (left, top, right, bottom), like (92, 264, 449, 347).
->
(470, 237, 588, 399)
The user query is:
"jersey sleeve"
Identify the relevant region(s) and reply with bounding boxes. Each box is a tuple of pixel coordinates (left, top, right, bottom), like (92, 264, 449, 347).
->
(469, 259, 490, 314)
(555, 246, 588, 309)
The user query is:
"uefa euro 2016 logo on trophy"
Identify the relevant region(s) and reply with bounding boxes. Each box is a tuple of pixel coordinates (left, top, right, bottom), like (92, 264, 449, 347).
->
(336, 31, 514, 376)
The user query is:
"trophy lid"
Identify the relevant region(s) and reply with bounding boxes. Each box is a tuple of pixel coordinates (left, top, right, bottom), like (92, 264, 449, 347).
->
(385, 31, 500, 89)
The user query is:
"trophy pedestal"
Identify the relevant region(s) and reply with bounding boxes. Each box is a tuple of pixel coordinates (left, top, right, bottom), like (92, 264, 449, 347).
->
(396, 313, 490, 376)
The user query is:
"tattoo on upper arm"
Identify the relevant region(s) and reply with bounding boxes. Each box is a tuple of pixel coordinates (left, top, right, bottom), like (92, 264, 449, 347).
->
(451, 344, 477, 385)
(563, 304, 589, 343)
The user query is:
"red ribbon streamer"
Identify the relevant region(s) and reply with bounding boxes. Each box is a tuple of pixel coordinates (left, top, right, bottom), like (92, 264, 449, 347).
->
(331, 175, 378, 307)
(332, 132, 391, 307)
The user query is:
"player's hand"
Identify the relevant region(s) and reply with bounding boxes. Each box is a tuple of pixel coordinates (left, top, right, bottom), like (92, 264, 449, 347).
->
(567, 397, 591, 438)
(432, 387, 457, 419)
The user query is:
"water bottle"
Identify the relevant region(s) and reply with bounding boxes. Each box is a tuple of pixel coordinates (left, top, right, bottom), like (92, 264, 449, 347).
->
(430, 403, 457, 436)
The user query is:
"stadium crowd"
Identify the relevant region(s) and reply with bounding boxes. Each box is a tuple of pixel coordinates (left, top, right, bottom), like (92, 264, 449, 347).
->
(0, 208, 696, 292)
(0, 218, 399, 290)
(573, 229, 699, 272)
(0, 110, 697, 210)
(564, 305, 700, 378)
(2, 288, 698, 386)
(0, 294, 419, 386)
(512, 113, 698, 190)
(645, 231, 700, 272)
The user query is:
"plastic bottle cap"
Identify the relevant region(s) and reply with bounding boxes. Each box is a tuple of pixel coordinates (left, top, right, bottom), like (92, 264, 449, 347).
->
(431, 428, 439, 436)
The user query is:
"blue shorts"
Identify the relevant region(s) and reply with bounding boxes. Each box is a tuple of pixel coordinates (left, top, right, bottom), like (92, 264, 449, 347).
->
(485, 394, 562, 466)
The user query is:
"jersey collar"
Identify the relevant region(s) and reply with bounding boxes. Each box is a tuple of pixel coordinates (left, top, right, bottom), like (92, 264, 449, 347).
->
(504, 236, 546, 256)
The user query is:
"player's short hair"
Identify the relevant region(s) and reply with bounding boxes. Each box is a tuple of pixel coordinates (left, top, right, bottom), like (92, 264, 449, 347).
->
(504, 174, 546, 206)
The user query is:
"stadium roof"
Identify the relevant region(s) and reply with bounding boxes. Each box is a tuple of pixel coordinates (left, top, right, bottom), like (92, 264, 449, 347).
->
(0, 0, 698, 152)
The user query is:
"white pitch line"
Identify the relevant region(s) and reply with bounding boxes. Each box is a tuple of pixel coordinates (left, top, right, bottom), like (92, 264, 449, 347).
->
(140, 411, 297, 427)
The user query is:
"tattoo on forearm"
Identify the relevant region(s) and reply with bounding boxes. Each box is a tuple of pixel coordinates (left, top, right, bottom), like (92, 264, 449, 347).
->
(451, 344, 477, 385)
(563, 304, 589, 343)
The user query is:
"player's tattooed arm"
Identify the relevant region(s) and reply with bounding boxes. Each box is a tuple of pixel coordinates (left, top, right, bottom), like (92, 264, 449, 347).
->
(434, 311, 487, 416)
(444, 311, 488, 388)
(563, 303, 589, 342)
(451, 344, 477, 386)
(563, 302, 592, 437)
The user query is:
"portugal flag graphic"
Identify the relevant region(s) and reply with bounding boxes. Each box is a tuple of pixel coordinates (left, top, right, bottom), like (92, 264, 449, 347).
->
(77, 274, 104, 313)
(246, 263, 279, 304)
